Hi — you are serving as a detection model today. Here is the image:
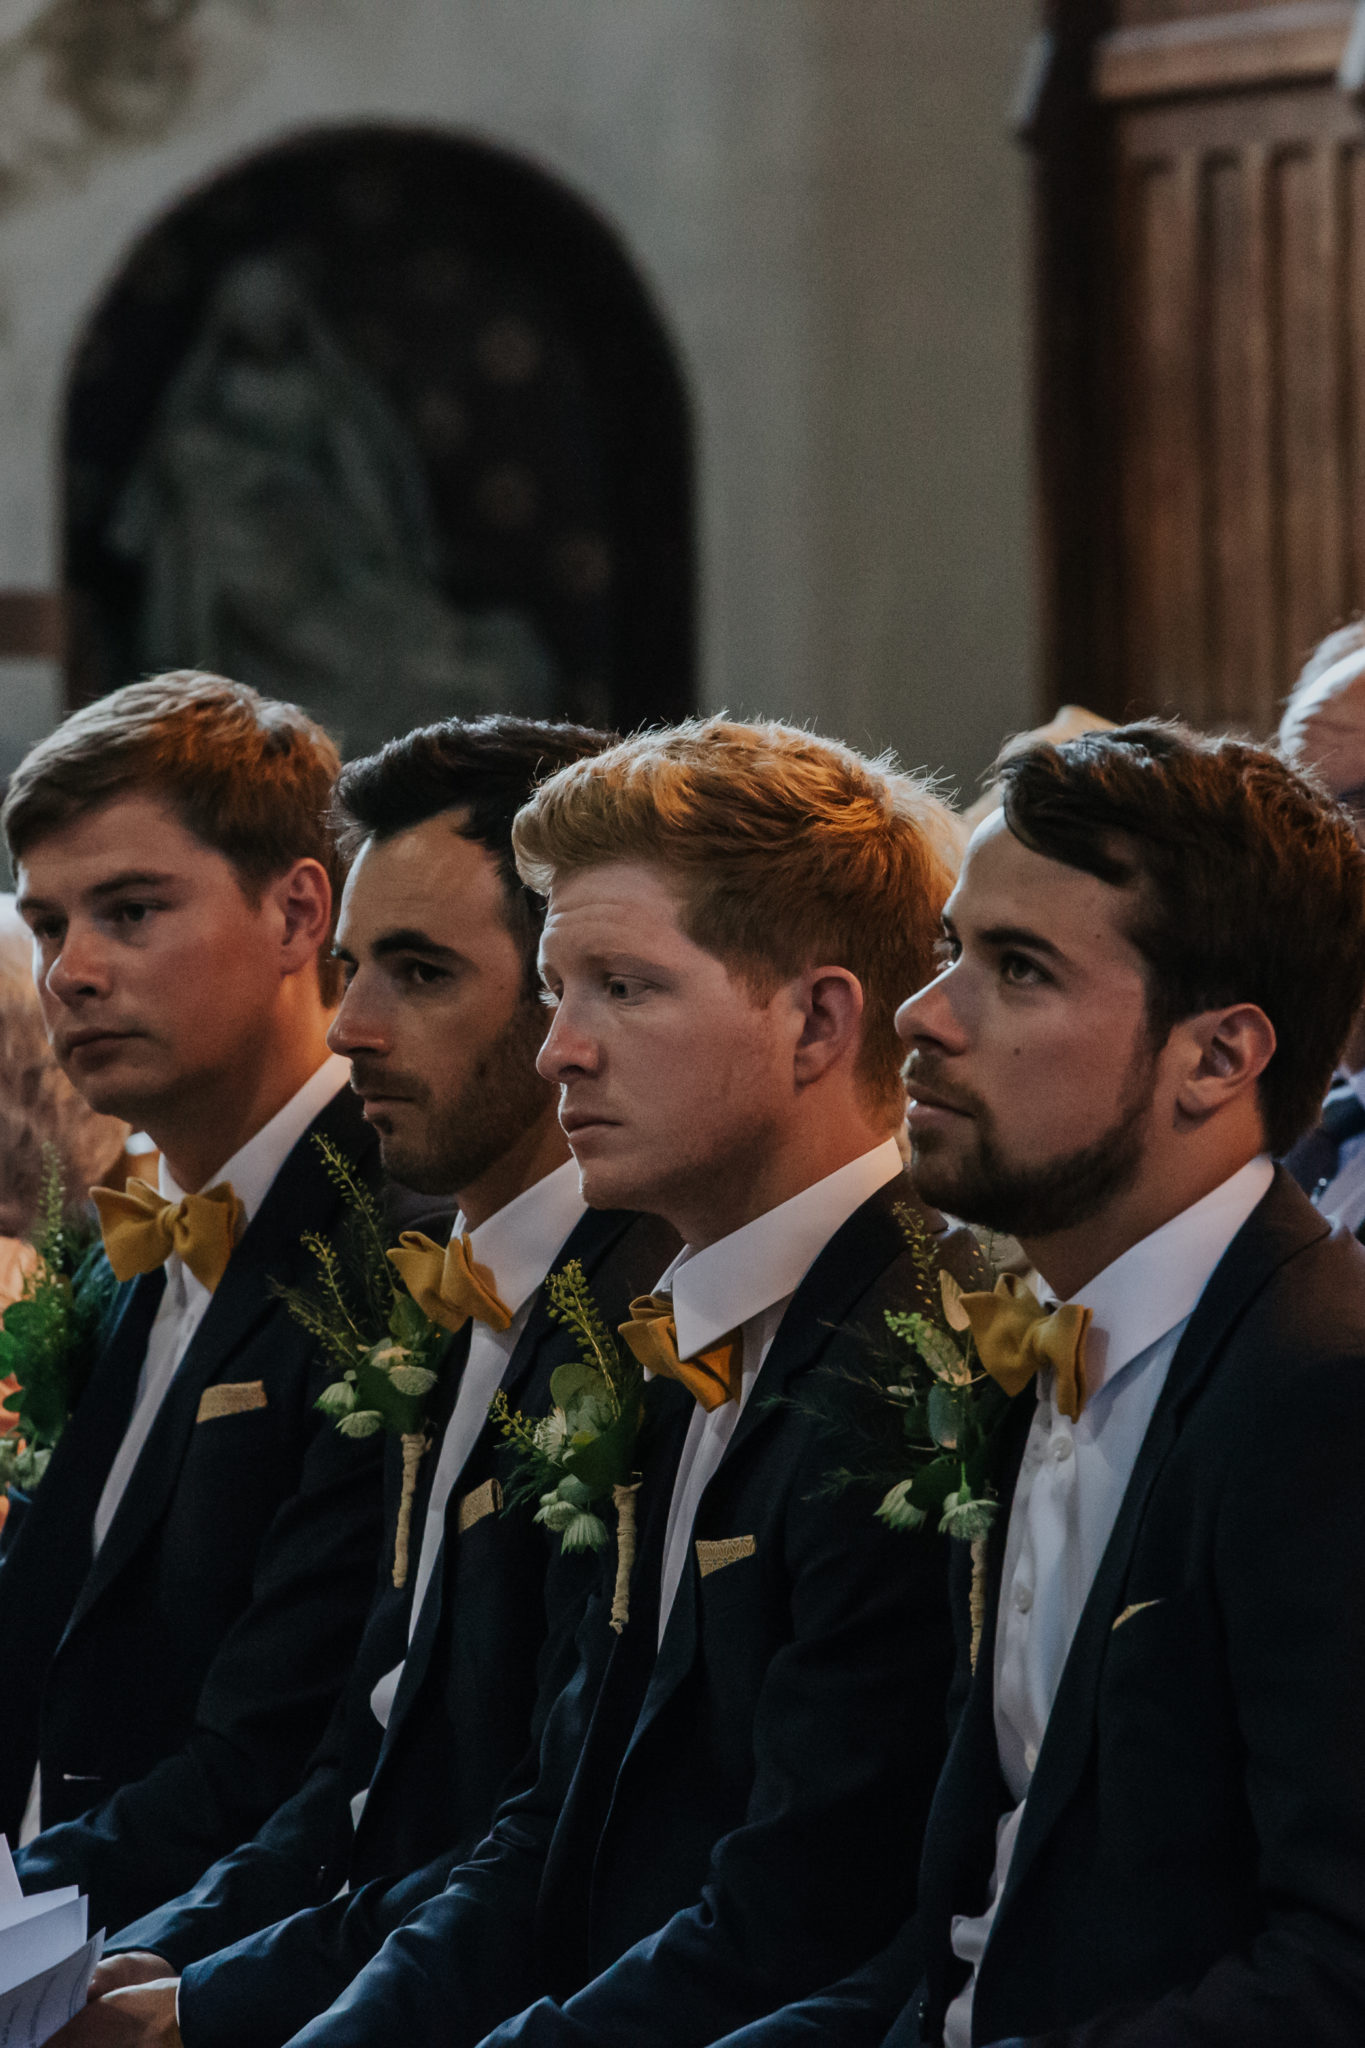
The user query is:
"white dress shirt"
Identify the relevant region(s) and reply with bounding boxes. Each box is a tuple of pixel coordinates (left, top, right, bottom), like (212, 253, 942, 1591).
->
(93, 1054, 352, 1554)
(944, 1154, 1274, 2048)
(653, 1138, 903, 1645)
(1310, 1066, 1365, 1234)
(363, 1158, 586, 1758)
(18, 1053, 351, 1848)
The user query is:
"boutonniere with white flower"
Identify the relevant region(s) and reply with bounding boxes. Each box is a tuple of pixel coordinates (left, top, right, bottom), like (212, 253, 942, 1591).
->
(0, 1151, 114, 1506)
(492, 1259, 645, 1633)
(275, 1136, 449, 1588)
(799, 1204, 1013, 1669)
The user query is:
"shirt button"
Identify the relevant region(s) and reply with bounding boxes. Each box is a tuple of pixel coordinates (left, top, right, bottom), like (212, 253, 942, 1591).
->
(1051, 1436, 1074, 1463)
(1014, 1584, 1033, 1614)
(1024, 1743, 1038, 1773)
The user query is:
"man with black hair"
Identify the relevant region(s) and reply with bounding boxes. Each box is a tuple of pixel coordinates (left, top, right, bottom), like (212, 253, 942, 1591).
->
(70, 715, 676, 2048)
(881, 722, 1365, 2046)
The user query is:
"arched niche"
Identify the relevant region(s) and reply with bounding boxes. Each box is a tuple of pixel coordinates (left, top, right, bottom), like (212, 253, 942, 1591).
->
(62, 123, 695, 749)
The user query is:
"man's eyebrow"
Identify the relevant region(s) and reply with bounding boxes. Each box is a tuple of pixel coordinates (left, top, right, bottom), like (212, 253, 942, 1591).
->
(977, 922, 1067, 962)
(370, 928, 464, 966)
(89, 870, 181, 897)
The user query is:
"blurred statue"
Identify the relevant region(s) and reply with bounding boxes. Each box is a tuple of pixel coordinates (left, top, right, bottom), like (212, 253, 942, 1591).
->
(111, 256, 554, 754)
(0, 897, 127, 1305)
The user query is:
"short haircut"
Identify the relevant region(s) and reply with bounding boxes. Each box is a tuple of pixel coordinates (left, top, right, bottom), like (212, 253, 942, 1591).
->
(997, 721, 1365, 1154)
(334, 715, 616, 982)
(512, 716, 965, 1121)
(2, 672, 344, 998)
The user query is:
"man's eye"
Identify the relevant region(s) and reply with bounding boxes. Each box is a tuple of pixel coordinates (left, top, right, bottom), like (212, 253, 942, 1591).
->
(110, 901, 153, 926)
(605, 976, 645, 1000)
(538, 985, 561, 1009)
(1000, 951, 1046, 987)
(400, 960, 447, 987)
(932, 935, 960, 969)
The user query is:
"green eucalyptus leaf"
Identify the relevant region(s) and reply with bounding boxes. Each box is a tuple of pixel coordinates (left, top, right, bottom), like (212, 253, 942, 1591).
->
(549, 1359, 607, 1410)
(927, 1384, 962, 1451)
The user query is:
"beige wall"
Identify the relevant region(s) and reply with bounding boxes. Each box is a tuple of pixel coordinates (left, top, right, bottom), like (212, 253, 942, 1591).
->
(0, 0, 1036, 798)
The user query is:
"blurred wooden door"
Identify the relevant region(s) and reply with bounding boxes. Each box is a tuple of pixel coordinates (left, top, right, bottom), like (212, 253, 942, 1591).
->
(1034, 0, 1365, 731)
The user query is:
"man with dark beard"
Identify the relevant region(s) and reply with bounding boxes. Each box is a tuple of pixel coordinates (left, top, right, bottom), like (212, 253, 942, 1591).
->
(68, 716, 676, 2048)
(885, 723, 1365, 2048)
(705, 721, 1365, 2048)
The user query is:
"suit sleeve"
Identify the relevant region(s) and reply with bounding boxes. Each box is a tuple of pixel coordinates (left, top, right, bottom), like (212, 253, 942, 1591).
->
(15, 1398, 384, 1933)
(476, 1437, 953, 2048)
(701, 1920, 926, 2048)
(175, 1532, 605, 2048)
(102, 1738, 345, 1969)
(986, 1346, 1365, 2048)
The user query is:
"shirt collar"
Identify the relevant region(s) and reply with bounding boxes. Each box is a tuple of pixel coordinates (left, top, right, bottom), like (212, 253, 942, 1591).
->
(658, 1138, 903, 1361)
(159, 1052, 351, 1227)
(451, 1157, 586, 1319)
(1044, 1154, 1275, 1395)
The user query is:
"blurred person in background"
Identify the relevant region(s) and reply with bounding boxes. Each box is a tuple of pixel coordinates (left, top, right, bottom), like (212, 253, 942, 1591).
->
(0, 893, 128, 1304)
(1278, 621, 1365, 1227)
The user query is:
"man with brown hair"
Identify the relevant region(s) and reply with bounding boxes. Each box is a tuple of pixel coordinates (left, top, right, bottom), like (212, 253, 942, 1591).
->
(875, 722, 1365, 2047)
(160, 715, 983, 2048)
(0, 672, 390, 1933)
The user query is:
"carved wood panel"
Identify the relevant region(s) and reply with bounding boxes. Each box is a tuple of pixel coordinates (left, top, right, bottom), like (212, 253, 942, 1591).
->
(1115, 85, 1365, 726)
(1035, 2, 1365, 732)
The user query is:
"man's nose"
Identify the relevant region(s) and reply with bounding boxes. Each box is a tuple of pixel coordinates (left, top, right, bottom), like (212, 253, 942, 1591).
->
(44, 924, 110, 1005)
(327, 976, 389, 1056)
(536, 1001, 596, 1082)
(895, 968, 962, 1051)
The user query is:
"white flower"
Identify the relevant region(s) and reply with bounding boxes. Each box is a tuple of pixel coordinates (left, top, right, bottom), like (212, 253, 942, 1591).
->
(368, 1341, 411, 1372)
(533, 1409, 571, 1461)
(939, 1487, 996, 1543)
(387, 1364, 437, 1397)
(876, 1478, 927, 1533)
(338, 1410, 384, 1440)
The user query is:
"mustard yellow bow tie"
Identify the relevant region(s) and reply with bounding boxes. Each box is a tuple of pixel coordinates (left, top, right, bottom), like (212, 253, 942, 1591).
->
(92, 1177, 246, 1295)
(955, 1273, 1093, 1424)
(387, 1232, 514, 1336)
(618, 1295, 743, 1412)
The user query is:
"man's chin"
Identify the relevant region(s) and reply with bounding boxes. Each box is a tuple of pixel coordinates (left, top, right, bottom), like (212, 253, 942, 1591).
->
(375, 1139, 452, 1195)
(570, 1152, 653, 1216)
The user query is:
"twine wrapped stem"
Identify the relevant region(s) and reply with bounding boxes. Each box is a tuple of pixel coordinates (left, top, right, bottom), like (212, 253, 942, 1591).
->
(968, 1536, 989, 1673)
(392, 1432, 427, 1589)
(610, 1480, 642, 1633)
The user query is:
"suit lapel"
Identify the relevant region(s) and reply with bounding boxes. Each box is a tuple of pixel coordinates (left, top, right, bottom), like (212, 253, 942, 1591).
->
(68, 1089, 377, 1631)
(626, 1175, 914, 1747)
(375, 1206, 642, 1755)
(995, 1168, 1326, 1913)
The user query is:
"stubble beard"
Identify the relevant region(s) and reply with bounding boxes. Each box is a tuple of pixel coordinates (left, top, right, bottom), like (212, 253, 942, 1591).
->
(371, 999, 553, 1196)
(909, 1043, 1157, 1240)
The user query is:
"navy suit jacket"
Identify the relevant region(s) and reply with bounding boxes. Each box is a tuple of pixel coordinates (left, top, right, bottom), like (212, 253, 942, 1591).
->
(4, 1087, 388, 1933)
(874, 1167, 1365, 2048)
(241, 1175, 981, 2048)
(112, 1206, 678, 2012)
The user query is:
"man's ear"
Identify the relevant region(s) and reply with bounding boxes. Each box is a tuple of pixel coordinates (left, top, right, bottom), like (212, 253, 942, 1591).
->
(791, 967, 865, 1087)
(271, 858, 333, 974)
(1171, 1003, 1277, 1124)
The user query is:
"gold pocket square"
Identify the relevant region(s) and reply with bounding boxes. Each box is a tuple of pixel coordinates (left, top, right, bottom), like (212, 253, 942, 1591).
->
(196, 1380, 268, 1423)
(695, 1534, 756, 1579)
(456, 1477, 503, 1534)
(1112, 1598, 1164, 1632)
